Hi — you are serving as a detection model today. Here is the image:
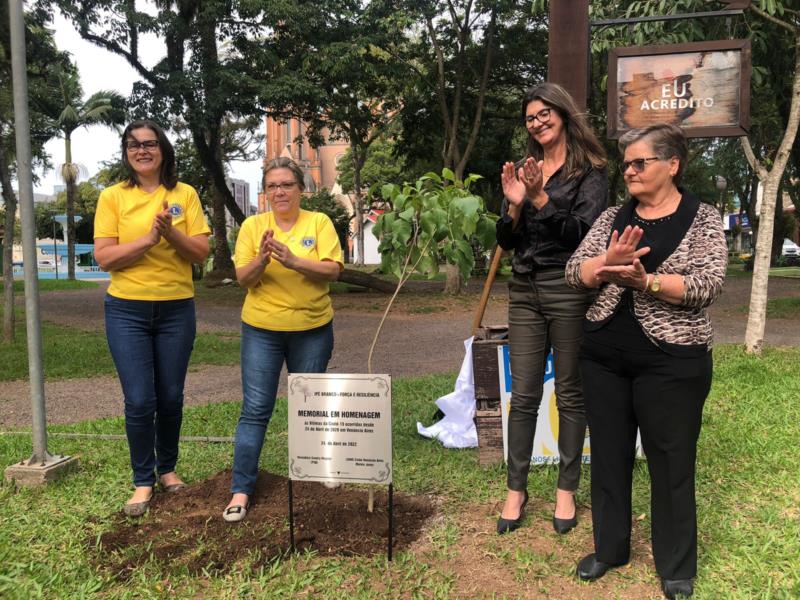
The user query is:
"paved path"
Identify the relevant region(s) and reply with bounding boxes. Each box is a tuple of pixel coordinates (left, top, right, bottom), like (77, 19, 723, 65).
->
(1, 275, 797, 428)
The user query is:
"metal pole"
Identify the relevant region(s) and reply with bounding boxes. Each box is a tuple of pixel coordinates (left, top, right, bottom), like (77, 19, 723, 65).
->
(288, 479, 296, 553)
(388, 483, 393, 562)
(52, 219, 58, 280)
(8, 0, 48, 464)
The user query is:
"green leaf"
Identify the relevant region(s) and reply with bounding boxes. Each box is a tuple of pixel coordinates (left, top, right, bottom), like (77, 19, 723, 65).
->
(398, 207, 415, 222)
(476, 216, 497, 249)
(441, 167, 456, 183)
(391, 218, 413, 245)
(452, 195, 481, 218)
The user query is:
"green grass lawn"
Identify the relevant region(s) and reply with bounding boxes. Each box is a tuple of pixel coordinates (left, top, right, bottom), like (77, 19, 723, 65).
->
(738, 297, 800, 320)
(1, 279, 100, 293)
(0, 346, 798, 598)
(0, 314, 240, 381)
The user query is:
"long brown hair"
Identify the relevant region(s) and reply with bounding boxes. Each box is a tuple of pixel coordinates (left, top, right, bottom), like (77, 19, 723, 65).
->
(521, 83, 607, 180)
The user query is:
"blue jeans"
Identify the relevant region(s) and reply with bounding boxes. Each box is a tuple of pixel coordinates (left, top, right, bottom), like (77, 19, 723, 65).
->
(231, 320, 334, 495)
(104, 295, 196, 487)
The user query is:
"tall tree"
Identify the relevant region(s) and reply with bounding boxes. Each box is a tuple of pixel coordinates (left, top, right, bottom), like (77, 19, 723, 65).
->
(261, 0, 412, 265)
(55, 0, 269, 277)
(52, 68, 125, 279)
(739, 2, 800, 353)
(0, 3, 71, 341)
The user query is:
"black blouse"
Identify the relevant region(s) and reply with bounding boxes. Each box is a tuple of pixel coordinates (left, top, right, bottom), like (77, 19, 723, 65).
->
(496, 165, 608, 274)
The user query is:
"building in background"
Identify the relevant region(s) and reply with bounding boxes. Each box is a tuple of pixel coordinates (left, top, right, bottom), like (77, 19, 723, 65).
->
(257, 116, 359, 261)
(257, 116, 350, 213)
(226, 178, 252, 229)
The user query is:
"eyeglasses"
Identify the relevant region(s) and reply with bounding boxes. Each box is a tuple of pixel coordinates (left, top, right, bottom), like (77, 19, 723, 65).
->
(524, 108, 552, 125)
(620, 157, 660, 174)
(265, 182, 298, 194)
(125, 140, 160, 151)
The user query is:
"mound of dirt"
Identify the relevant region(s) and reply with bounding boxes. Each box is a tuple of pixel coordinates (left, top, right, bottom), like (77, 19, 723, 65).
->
(94, 470, 435, 577)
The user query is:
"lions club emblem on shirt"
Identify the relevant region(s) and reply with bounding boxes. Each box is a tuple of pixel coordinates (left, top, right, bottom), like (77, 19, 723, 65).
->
(167, 204, 184, 217)
(301, 237, 315, 248)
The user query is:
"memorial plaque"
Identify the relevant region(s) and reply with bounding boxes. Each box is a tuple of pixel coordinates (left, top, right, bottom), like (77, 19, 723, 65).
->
(608, 39, 751, 138)
(288, 374, 392, 484)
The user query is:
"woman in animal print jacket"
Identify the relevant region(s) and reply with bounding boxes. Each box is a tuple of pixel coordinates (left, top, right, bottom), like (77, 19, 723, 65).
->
(565, 123, 727, 600)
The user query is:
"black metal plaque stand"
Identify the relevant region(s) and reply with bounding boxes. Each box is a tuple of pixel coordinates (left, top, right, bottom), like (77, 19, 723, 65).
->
(388, 483, 394, 561)
(288, 478, 295, 553)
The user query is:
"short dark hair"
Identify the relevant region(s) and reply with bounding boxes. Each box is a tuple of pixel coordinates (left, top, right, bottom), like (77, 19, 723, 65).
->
(618, 123, 688, 185)
(263, 157, 305, 191)
(521, 82, 607, 180)
(121, 120, 178, 190)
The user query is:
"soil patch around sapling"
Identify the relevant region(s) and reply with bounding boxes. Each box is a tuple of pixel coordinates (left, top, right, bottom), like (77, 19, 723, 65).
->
(92, 470, 435, 578)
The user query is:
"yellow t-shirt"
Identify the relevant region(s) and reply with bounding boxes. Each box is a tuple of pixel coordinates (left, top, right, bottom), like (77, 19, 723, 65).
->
(235, 210, 343, 331)
(94, 181, 211, 300)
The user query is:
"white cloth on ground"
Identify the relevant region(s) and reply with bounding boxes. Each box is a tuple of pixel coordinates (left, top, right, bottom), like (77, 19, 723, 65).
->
(416, 336, 478, 448)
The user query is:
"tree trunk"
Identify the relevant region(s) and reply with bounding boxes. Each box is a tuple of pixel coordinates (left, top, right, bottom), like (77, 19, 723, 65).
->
(209, 181, 234, 278)
(351, 140, 365, 266)
(0, 141, 16, 343)
(742, 29, 800, 353)
(338, 268, 396, 293)
(744, 177, 779, 353)
(65, 134, 76, 280)
(443, 263, 462, 294)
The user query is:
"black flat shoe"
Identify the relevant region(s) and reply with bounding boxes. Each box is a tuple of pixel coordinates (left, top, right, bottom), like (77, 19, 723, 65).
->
(576, 553, 624, 581)
(496, 490, 528, 535)
(552, 513, 577, 534)
(661, 578, 693, 599)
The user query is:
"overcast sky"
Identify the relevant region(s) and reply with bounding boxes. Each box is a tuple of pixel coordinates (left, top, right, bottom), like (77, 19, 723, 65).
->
(33, 12, 263, 203)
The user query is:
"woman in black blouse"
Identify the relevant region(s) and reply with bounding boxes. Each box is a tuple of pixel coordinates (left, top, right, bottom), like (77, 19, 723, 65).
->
(496, 83, 608, 535)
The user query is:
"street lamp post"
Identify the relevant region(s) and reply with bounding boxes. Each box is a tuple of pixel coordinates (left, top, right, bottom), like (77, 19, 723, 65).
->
(52, 217, 58, 281)
(714, 175, 728, 220)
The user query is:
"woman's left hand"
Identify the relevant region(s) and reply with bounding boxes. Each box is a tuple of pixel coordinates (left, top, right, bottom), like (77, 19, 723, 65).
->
(265, 237, 297, 269)
(594, 258, 648, 290)
(519, 158, 548, 209)
(154, 200, 173, 238)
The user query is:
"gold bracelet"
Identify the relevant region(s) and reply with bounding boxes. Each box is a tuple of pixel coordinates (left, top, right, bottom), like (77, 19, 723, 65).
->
(644, 273, 653, 292)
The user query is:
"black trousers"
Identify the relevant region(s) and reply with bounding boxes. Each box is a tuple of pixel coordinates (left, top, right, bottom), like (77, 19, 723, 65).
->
(506, 270, 593, 492)
(580, 336, 712, 580)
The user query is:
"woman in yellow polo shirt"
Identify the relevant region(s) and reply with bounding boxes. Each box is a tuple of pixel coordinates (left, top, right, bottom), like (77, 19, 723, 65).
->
(94, 120, 210, 516)
(222, 157, 343, 522)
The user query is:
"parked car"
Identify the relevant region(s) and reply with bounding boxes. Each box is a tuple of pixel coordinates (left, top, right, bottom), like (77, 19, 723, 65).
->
(782, 238, 800, 258)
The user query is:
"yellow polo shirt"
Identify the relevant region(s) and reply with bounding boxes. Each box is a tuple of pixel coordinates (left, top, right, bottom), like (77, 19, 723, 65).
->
(235, 210, 343, 331)
(94, 181, 211, 300)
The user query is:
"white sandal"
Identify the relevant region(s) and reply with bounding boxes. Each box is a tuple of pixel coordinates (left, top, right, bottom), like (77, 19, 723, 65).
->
(222, 502, 249, 523)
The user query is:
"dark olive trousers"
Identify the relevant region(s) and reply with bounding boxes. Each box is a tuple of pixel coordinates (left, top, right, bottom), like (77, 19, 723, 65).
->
(580, 336, 712, 580)
(506, 269, 593, 493)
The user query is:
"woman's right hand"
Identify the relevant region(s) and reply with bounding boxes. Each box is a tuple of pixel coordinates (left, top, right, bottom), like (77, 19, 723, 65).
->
(605, 225, 650, 266)
(501, 162, 528, 213)
(257, 229, 274, 267)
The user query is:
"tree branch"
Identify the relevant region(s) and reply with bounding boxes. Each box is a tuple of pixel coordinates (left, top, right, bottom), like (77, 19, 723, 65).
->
(770, 33, 800, 177)
(76, 28, 159, 85)
(457, 7, 497, 178)
(740, 136, 768, 180)
(750, 4, 798, 35)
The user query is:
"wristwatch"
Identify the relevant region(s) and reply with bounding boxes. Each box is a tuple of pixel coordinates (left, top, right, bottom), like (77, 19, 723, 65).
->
(650, 274, 662, 293)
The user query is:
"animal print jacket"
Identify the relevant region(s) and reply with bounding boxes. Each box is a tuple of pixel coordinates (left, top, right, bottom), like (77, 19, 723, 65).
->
(565, 201, 728, 348)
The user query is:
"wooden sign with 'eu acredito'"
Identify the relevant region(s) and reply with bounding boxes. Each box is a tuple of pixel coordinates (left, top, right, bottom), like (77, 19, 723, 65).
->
(608, 39, 751, 139)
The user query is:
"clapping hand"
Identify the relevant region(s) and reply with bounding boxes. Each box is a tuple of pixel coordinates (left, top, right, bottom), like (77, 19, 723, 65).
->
(501, 162, 528, 210)
(605, 225, 650, 266)
(595, 257, 648, 290)
(154, 200, 173, 240)
(266, 235, 296, 269)
(518, 157, 545, 202)
(257, 229, 274, 267)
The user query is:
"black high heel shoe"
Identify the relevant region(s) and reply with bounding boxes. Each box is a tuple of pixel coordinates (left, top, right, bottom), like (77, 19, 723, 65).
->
(496, 490, 528, 535)
(552, 510, 577, 534)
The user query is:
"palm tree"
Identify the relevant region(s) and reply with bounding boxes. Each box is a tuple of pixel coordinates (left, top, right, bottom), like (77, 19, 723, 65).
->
(54, 70, 125, 279)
